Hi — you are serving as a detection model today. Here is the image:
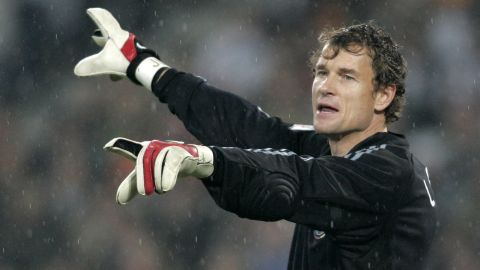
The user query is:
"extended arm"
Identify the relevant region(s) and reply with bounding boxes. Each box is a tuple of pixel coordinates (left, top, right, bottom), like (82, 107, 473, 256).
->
(102, 134, 404, 230)
(204, 144, 407, 230)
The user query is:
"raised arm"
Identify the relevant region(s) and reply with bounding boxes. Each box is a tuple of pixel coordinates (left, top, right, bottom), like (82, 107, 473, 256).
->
(147, 67, 327, 152)
(73, 7, 327, 154)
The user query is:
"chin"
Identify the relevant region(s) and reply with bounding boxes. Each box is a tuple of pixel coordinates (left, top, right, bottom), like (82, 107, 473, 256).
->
(313, 115, 342, 135)
(313, 123, 335, 135)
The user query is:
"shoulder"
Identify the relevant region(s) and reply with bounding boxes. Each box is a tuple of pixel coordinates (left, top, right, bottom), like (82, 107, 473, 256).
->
(287, 124, 330, 156)
(342, 132, 414, 181)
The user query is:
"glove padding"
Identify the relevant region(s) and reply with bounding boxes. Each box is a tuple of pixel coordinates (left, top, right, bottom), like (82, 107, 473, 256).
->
(104, 137, 214, 205)
(74, 7, 163, 82)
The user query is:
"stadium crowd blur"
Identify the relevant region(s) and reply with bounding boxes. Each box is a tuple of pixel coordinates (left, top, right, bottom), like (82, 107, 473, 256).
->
(1, 0, 479, 269)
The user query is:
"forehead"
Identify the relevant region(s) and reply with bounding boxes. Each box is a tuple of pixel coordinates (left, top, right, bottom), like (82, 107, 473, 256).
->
(316, 44, 373, 72)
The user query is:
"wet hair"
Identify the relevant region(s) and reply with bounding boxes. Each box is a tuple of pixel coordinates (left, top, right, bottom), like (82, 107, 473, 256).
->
(311, 21, 407, 123)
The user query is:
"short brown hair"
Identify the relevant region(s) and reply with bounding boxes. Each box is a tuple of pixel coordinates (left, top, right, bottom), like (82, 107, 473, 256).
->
(311, 22, 407, 123)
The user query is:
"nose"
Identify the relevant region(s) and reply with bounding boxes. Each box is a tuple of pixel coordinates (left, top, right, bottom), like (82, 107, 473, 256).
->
(313, 75, 335, 97)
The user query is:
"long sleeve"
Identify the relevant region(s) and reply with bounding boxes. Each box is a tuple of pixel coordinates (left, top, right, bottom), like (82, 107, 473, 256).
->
(150, 69, 327, 155)
(202, 134, 412, 231)
(203, 133, 436, 270)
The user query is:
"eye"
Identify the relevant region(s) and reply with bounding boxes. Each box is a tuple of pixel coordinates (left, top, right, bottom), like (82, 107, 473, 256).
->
(315, 70, 328, 77)
(342, 74, 355, 81)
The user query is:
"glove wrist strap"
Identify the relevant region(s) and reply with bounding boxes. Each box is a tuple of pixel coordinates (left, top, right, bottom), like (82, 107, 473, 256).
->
(126, 53, 169, 89)
(135, 57, 169, 90)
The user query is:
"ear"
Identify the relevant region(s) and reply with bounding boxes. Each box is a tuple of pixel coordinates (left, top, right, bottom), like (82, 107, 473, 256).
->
(374, 85, 396, 112)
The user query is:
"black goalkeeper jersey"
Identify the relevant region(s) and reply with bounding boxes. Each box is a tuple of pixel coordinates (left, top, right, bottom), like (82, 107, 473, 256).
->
(149, 69, 437, 269)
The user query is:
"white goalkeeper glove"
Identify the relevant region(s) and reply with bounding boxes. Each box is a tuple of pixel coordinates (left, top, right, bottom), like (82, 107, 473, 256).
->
(74, 7, 169, 89)
(104, 137, 214, 205)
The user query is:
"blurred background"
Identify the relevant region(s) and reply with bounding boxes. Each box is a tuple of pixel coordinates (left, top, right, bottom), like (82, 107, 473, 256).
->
(1, 0, 479, 269)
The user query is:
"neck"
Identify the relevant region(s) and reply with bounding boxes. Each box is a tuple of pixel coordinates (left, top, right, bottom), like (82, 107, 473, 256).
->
(328, 122, 388, 157)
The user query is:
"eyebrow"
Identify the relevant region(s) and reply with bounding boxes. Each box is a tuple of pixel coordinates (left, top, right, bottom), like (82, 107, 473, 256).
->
(338, 67, 359, 76)
(314, 64, 323, 70)
(315, 64, 359, 76)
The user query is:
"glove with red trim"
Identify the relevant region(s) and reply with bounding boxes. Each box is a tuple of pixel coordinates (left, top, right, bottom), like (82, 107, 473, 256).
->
(104, 137, 214, 205)
(74, 8, 169, 88)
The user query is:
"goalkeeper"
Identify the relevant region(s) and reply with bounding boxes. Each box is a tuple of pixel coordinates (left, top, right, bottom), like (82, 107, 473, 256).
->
(74, 8, 436, 270)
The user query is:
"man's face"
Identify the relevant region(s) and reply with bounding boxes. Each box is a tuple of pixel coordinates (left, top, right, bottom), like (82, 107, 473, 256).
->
(312, 44, 379, 137)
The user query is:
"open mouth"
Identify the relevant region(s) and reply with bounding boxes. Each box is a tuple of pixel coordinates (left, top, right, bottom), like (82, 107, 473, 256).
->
(317, 104, 339, 113)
